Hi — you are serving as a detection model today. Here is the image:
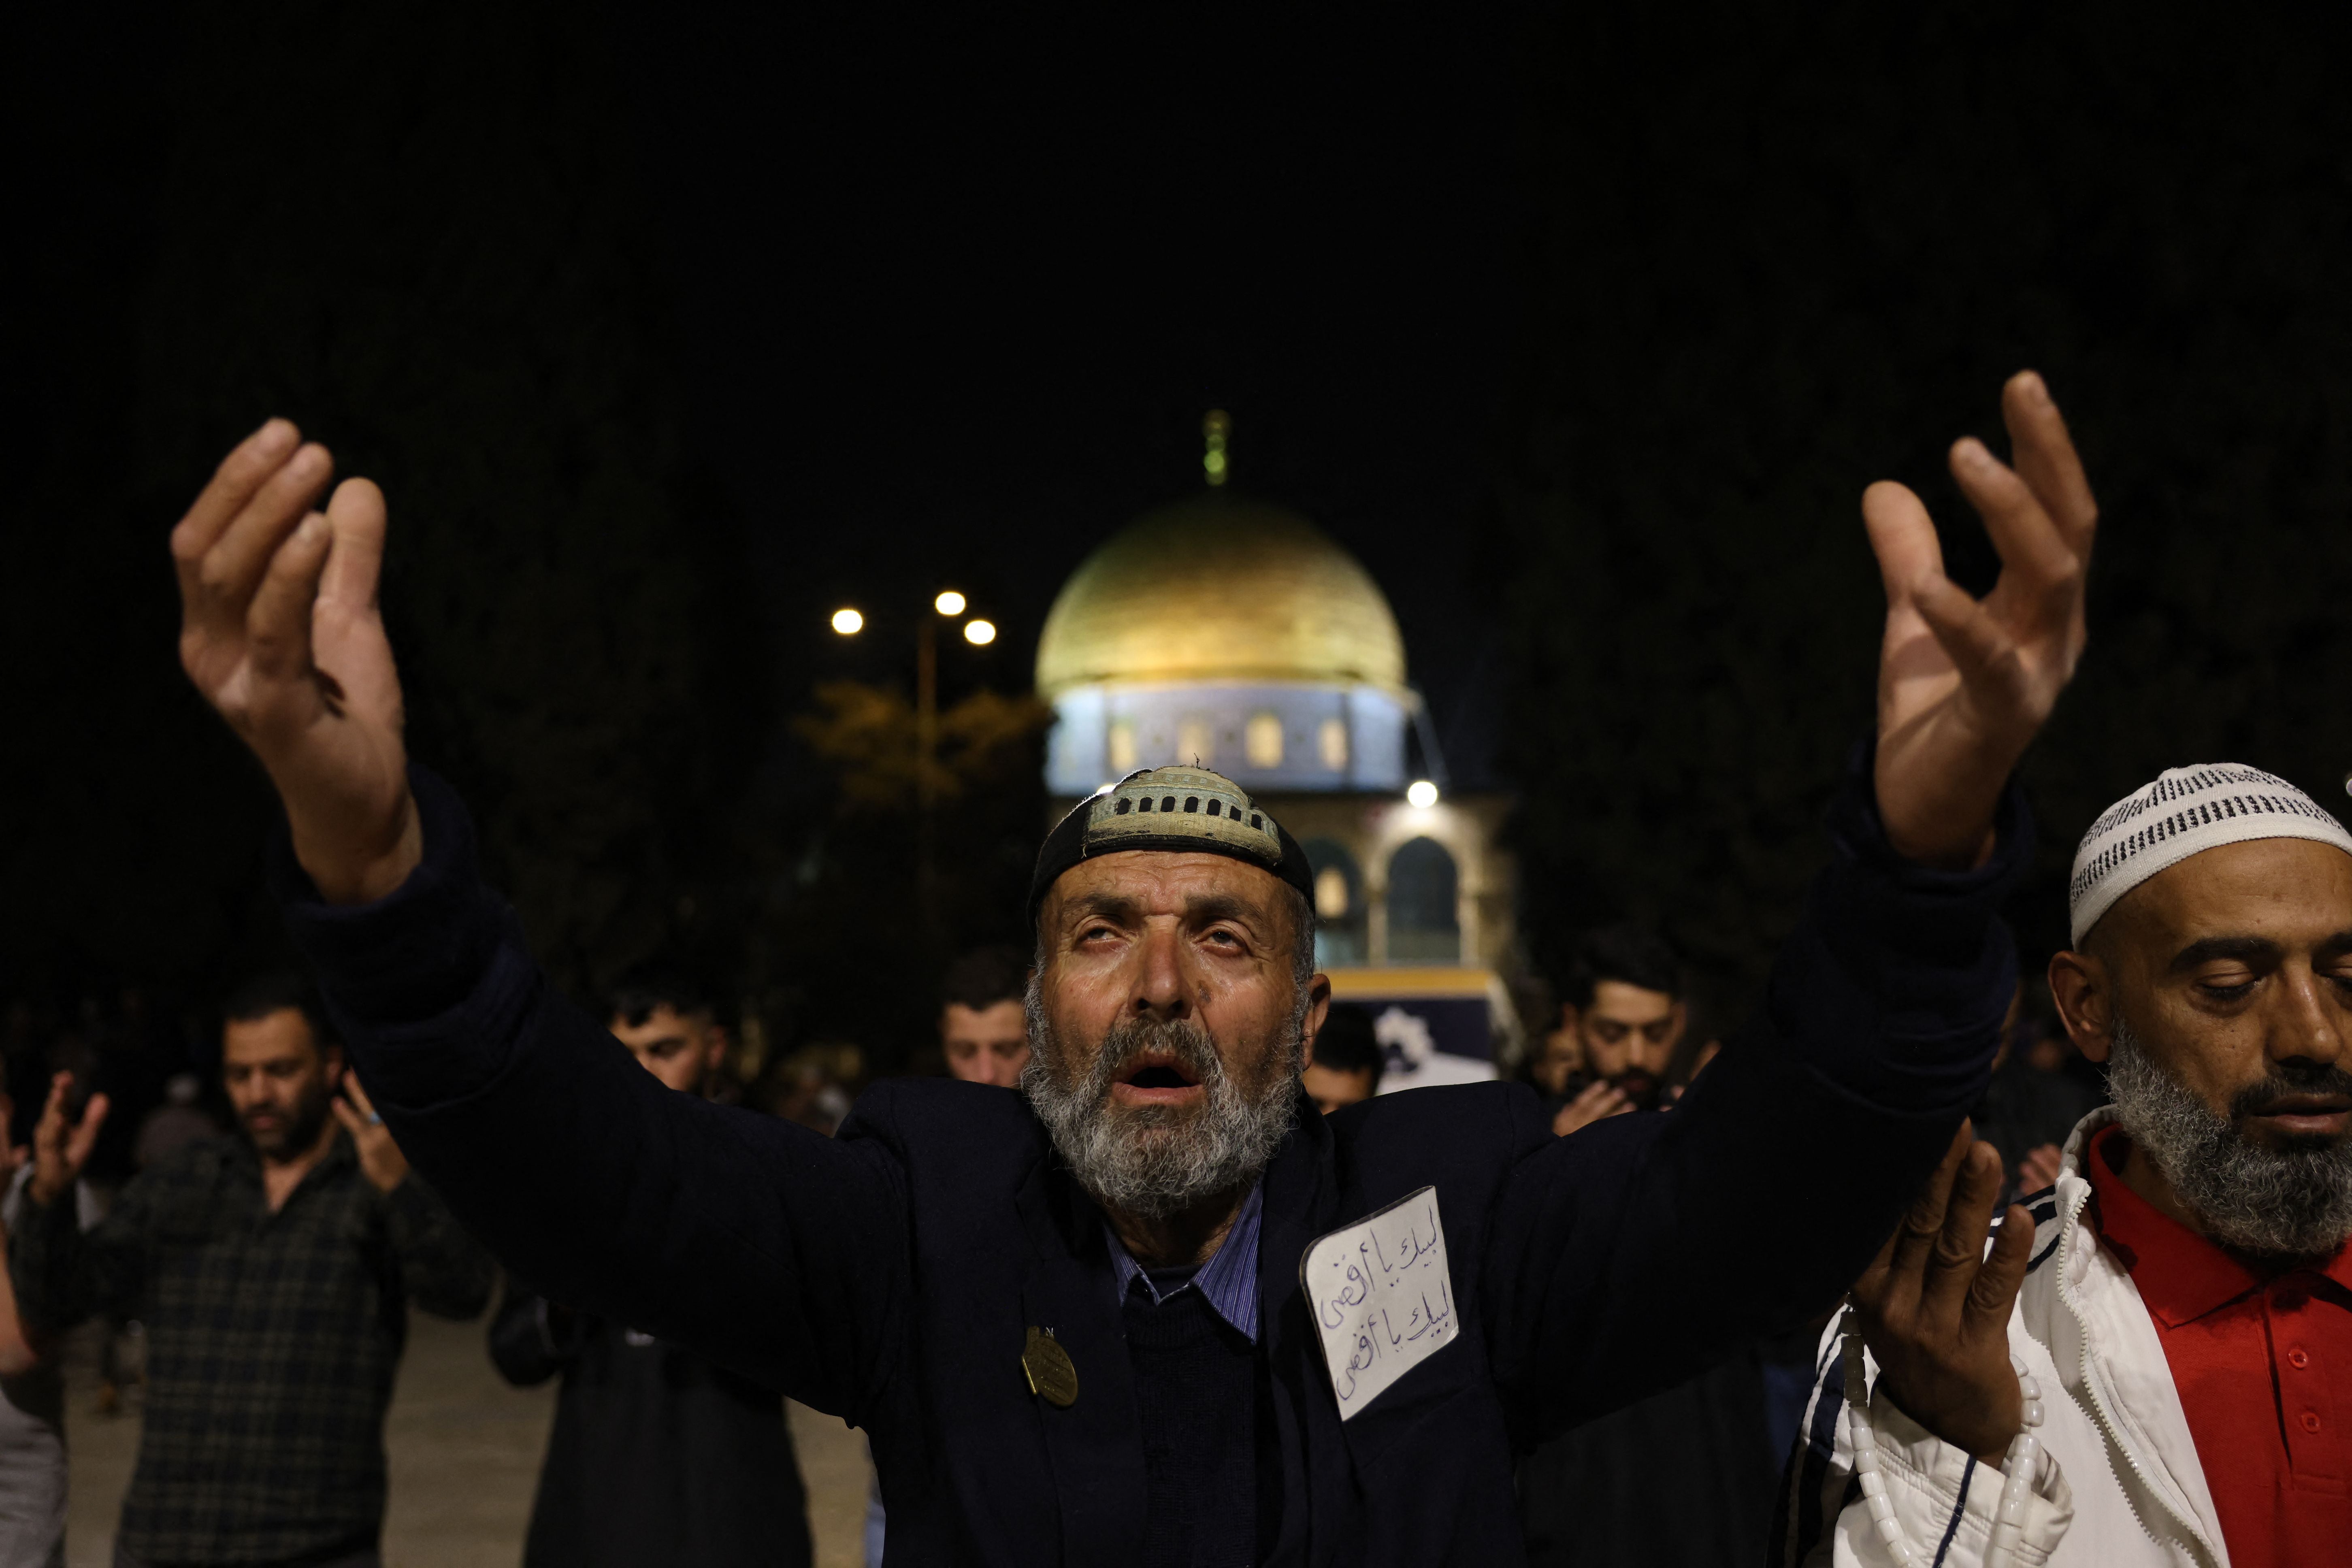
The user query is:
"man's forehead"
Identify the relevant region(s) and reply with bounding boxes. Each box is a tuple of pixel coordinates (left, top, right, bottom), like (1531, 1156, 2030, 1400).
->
(1046, 849, 1288, 912)
(1587, 980, 1676, 1020)
(944, 999, 1026, 1024)
(609, 1005, 699, 1039)
(224, 1008, 318, 1057)
(2113, 837, 2352, 949)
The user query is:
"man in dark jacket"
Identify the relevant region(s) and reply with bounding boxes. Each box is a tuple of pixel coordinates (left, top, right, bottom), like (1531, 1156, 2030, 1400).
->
(150, 370, 2096, 1564)
(491, 1286, 813, 1567)
(490, 972, 814, 1568)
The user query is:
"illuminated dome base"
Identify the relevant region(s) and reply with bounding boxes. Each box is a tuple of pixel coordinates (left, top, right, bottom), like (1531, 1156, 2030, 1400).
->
(1046, 680, 1406, 796)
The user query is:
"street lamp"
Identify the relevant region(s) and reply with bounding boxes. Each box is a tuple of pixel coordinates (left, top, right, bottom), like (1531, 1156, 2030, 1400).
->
(824, 589, 999, 937)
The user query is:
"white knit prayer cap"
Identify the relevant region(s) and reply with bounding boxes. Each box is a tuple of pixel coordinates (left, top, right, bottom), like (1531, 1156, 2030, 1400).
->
(2068, 764, 2352, 946)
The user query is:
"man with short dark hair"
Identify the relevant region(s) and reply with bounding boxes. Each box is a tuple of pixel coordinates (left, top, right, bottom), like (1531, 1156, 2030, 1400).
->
(12, 973, 493, 1568)
(604, 970, 731, 1095)
(1301, 1003, 1381, 1114)
(166, 371, 2093, 1563)
(492, 971, 814, 1568)
(1546, 924, 1689, 1138)
(940, 946, 1032, 1087)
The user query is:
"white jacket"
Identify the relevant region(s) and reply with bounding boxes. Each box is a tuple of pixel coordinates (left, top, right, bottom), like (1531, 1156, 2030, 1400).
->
(1773, 1107, 2231, 1568)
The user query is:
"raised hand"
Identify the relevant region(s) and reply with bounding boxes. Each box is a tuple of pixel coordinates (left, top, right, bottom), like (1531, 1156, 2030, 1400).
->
(173, 420, 420, 904)
(1867, 372, 2097, 867)
(330, 1074, 411, 1195)
(1551, 1079, 1632, 1138)
(1851, 1123, 2032, 1464)
(28, 1072, 111, 1209)
(2017, 1143, 2064, 1195)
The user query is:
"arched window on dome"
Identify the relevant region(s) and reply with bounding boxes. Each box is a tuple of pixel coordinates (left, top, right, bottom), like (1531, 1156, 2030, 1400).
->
(1245, 712, 1285, 769)
(1385, 837, 1459, 963)
(1302, 839, 1365, 967)
(1317, 716, 1348, 772)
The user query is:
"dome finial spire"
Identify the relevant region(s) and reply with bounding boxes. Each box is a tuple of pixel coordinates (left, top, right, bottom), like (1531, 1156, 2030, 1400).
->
(1202, 409, 1230, 488)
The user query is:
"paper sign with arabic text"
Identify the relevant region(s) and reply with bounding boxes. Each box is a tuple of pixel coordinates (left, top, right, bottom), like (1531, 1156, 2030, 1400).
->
(1299, 1185, 1457, 1418)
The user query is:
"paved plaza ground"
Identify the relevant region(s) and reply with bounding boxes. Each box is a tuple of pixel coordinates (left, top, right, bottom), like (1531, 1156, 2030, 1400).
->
(58, 1312, 873, 1568)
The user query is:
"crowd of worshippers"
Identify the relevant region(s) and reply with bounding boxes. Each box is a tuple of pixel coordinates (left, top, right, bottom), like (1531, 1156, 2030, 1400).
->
(0, 967, 832, 1568)
(20, 377, 2352, 1568)
(0, 902, 2194, 1568)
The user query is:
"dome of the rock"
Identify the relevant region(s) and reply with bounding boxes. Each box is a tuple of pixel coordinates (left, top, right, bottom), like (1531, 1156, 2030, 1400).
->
(1035, 494, 1406, 699)
(1037, 491, 1412, 798)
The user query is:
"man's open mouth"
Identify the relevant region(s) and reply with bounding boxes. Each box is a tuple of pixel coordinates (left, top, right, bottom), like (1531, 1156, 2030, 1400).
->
(1110, 1051, 1206, 1101)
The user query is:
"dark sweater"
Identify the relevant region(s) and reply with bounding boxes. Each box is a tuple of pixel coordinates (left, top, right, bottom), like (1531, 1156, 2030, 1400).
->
(1126, 1279, 1260, 1568)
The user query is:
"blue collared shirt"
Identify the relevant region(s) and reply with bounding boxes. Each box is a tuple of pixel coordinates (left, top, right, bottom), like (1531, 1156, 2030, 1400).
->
(1103, 1180, 1264, 1343)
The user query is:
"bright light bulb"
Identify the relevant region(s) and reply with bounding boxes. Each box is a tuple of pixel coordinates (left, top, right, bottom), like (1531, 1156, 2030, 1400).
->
(1406, 779, 1439, 809)
(963, 618, 997, 646)
(830, 608, 864, 635)
(934, 590, 967, 616)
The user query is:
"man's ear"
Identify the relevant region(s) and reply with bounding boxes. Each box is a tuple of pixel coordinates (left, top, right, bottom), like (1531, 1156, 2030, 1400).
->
(1300, 974, 1333, 1069)
(704, 1023, 730, 1073)
(2047, 949, 2116, 1063)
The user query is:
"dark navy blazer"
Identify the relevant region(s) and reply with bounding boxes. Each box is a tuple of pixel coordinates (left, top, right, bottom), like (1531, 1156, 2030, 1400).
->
(280, 766, 2026, 1567)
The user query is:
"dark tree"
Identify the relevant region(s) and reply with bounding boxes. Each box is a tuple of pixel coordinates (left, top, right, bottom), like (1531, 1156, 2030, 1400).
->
(779, 680, 1050, 1073)
(2, 0, 767, 1002)
(1499, 4, 2352, 999)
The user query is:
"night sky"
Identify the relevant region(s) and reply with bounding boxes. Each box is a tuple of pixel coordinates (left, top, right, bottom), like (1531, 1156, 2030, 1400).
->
(621, 7, 1522, 785)
(12, 3, 2352, 1055)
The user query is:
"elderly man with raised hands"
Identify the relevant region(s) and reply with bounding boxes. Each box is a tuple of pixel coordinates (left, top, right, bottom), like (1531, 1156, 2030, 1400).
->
(145, 371, 2093, 1566)
(1781, 765, 2352, 1568)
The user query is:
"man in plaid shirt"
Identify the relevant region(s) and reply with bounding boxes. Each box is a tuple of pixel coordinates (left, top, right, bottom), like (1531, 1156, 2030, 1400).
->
(10, 973, 494, 1568)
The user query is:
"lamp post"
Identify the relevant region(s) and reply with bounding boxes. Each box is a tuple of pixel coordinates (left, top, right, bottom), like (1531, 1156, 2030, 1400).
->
(830, 590, 999, 935)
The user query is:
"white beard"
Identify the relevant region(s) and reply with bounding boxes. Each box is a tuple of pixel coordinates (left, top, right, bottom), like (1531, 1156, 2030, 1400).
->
(2107, 1016, 2352, 1260)
(1020, 979, 1303, 1220)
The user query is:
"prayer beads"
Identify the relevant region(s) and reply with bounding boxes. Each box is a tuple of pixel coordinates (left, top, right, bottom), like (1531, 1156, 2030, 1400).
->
(1839, 1310, 2045, 1568)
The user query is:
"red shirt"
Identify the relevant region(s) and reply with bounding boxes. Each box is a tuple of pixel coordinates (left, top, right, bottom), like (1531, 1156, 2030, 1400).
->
(2085, 1123, 2352, 1565)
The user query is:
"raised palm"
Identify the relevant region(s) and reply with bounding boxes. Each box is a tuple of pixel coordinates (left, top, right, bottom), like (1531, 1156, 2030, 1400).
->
(173, 421, 419, 903)
(1866, 372, 2098, 866)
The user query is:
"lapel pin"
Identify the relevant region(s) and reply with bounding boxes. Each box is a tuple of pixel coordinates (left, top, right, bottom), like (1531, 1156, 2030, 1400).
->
(1021, 1325, 1079, 1408)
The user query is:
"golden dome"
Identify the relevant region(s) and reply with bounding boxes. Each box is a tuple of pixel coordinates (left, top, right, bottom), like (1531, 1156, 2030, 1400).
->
(1035, 493, 1406, 698)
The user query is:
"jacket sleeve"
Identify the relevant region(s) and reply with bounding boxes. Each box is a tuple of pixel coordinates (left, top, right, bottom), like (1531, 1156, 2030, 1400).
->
(381, 1173, 496, 1321)
(276, 767, 911, 1418)
(1769, 1321, 2073, 1568)
(7, 1167, 155, 1334)
(1483, 746, 2031, 1442)
(487, 1282, 584, 1387)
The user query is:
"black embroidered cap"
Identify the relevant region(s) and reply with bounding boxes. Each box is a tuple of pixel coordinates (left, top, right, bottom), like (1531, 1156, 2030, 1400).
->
(1028, 765, 1317, 925)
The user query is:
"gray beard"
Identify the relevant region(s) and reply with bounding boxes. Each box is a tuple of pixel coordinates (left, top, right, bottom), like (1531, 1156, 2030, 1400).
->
(2107, 1016, 2352, 1261)
(1020, 980, 1304, 1221)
